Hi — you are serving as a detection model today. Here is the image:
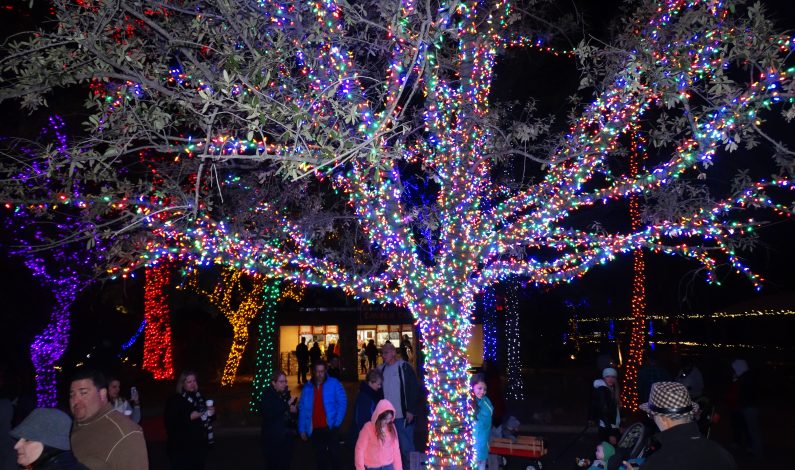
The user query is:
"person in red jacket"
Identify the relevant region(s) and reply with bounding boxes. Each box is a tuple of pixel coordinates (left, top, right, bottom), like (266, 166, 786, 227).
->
(354, 399, 402, 470)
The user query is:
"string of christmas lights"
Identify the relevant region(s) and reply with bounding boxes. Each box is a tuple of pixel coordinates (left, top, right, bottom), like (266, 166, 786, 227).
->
(4, 0, 795, 464)
(249, 281, 281, 412)
(142, 262, 175, 380)
(504, 282, 525, 400)
(481, 287, 498, 363)
(188, 268, 271, 386)
(623, 130, 648, 411)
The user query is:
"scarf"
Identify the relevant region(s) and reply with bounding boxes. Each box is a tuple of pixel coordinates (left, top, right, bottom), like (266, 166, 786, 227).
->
(181, 390, 214, 445)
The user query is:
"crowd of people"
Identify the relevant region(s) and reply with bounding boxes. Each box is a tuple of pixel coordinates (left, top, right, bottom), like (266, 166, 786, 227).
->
(578, 353, 761, 470)
(261, 340, 421, 470)
(0, 345, 760, 470)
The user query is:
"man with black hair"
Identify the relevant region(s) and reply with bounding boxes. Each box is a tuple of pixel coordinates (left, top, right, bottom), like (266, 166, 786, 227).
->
(69, 369, 148, 470)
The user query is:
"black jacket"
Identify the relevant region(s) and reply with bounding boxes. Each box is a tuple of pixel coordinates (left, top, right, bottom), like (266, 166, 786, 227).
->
(378, 360, 422, 418)
(260, 386, 292, 440)
(164, 393, 213, 450)
(642, 422, 736, 470)
(590, 379, 618, 429)
(32, 448, 87, 470)
(352, 381, 383, 435)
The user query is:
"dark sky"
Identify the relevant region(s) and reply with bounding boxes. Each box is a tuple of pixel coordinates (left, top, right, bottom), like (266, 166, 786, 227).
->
(1, 0, 795, 377)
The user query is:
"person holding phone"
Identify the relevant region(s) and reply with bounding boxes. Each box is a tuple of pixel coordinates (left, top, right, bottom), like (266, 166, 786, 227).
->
(260, 370, 297, 470)
(107, 378, 141, 424)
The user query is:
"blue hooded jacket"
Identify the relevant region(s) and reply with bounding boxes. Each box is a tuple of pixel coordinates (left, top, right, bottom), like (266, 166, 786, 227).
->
(473, 396, 493, 462)
(297, 376, 347, 435)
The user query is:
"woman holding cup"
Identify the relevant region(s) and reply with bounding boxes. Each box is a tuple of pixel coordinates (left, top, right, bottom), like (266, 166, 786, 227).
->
(164, 370, 216, 470)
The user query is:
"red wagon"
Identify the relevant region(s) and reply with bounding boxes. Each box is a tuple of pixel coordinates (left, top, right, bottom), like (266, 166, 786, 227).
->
(488, 435, 546, 468)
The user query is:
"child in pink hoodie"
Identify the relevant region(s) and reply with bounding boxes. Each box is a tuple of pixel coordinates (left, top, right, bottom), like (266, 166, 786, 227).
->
(354, 399, 403, 470)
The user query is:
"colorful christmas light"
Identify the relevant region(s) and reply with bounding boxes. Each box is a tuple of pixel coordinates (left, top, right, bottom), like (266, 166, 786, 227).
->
(3, 0, 795, 465)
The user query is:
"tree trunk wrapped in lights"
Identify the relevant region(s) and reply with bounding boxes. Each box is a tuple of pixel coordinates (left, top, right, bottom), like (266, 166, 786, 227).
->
(3, 0, 795, 466)
(249, 281, 281, 412)
(623, 130, 649, 411)
(143, 263, 175, 380)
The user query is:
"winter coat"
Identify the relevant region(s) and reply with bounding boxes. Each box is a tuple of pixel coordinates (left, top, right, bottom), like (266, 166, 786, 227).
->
(641, 422, 736, 470)
(260, 386, 293, 440)
(377, 360, 422, 418)
(352, 381, 384, 437)
(29, 448, 87, 470)
(354, 400, 402, 470)
(297, 377, 347, 436)
(164, 392, 214, 451)
(473, 396, 494, 462)
(590, 379, 619, 430)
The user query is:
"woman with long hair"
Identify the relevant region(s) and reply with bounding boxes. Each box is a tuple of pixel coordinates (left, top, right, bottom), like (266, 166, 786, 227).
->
(107, 377, 141, 424)
(471, 373, 493, 470)
(259, 370, 297, 469)
(164, 370, 216, 470)
(354, 399, 402, 470)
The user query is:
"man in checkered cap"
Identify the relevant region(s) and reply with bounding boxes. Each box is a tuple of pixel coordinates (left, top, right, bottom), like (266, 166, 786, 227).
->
(624, 382, 736, 470)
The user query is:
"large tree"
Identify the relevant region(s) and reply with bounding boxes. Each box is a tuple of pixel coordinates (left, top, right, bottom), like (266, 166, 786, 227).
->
(2, 0, 795, 465)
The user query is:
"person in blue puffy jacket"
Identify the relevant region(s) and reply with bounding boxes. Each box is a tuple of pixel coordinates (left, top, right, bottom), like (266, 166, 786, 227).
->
(298, 361, 347, 470)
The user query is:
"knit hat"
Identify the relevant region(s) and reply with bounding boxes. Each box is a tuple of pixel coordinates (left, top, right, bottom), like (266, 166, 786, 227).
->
(602, 367, 618, 378)
(599, 441, 616, 462)
(10, 408, 72, 451)
(639, 382, 699, 419)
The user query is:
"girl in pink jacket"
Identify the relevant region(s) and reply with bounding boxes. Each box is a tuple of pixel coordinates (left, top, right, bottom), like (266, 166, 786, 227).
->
(354, 399, 402, 470)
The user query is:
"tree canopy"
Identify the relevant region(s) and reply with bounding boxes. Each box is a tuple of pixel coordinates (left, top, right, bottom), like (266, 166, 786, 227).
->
(2, 0, 794, 465)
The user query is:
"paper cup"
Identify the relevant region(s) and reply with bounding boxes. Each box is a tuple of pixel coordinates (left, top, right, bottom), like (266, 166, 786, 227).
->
(205, 399, 214, 407)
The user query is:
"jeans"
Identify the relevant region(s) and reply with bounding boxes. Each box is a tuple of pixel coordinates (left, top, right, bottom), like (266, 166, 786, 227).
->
(394, 418, 415, 467)
(310, 427, 341, 470)
(366, 465, 394, 470)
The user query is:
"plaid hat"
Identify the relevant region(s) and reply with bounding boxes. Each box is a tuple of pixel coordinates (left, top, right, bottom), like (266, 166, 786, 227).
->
(640, 382, 699, 419)
(10, 408, 72, 451)
(602, 367, 618, 378)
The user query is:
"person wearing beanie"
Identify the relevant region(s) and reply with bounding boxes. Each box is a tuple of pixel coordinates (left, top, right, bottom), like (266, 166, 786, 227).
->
(10, 408, 87, 470)
(580, 441, 615, 469)
(589, 368, 621, 444)
(624, 382, 736, 470)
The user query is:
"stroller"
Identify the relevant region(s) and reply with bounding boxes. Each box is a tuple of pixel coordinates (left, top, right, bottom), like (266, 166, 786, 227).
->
(603, 422, 651, 470)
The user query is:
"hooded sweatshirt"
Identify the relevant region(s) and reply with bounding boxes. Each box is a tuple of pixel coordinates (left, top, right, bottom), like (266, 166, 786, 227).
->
(354, 399, 402, 470)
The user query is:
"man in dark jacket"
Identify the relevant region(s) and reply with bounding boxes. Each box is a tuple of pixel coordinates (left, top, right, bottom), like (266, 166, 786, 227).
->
(296, 338, 310, 384)
(625, 382, 736, 470)
(378, 342, 422, 466)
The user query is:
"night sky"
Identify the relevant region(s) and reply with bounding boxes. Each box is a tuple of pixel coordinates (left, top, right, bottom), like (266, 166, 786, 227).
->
(1, 0, 795, 383)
